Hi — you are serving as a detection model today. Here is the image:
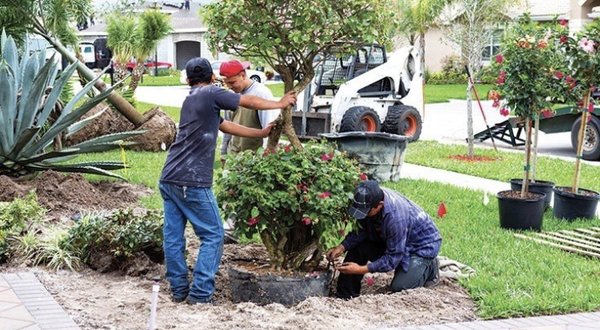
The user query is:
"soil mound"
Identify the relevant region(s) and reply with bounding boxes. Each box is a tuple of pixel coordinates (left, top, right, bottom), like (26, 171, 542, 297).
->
(65, 103, 177, 152)
(0, 171, 152, 219)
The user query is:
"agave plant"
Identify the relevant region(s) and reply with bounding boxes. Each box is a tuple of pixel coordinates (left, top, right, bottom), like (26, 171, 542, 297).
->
(0, 32, 143, 179)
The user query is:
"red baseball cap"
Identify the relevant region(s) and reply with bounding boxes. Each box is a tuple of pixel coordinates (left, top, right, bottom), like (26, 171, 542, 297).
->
(219, 60, 251, 78)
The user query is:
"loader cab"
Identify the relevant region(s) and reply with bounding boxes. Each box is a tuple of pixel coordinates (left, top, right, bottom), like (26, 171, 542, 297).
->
(314, 44, 392, 97)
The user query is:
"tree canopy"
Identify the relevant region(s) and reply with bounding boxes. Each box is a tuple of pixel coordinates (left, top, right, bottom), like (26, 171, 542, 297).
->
(202, 0, 398, 148)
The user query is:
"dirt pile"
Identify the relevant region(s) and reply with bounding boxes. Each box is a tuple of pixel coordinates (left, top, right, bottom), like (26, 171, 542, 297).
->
(65, 103, 177, 152)
(0, 171, 152, 219)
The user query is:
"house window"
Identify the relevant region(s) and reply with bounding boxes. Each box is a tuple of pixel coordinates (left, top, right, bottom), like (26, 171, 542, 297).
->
(482, 30, 503, 61)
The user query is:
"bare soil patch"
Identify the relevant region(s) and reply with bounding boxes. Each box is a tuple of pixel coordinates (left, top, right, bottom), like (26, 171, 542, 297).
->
(0, 173, 478, 329)
(448, 154, 499, 162)
(18, 244, 478, 330)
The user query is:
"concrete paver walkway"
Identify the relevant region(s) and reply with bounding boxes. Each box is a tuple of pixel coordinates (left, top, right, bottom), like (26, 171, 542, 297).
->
(0, 272, 78, 330)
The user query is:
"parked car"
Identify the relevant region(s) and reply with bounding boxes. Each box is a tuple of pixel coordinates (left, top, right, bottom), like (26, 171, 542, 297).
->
(126, 60, 172, 72)
(179, 59, 267, 85)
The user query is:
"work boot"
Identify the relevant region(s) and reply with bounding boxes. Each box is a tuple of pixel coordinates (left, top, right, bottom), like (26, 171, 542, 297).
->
(223, 216, 238, 244)
(424, 257, 440, 288)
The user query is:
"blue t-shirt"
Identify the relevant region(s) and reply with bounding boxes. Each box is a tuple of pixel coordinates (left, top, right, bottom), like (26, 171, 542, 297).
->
(160, 85, 241, 187)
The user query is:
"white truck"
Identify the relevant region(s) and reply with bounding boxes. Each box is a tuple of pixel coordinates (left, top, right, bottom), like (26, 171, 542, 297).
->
(292, 44, 423, 141)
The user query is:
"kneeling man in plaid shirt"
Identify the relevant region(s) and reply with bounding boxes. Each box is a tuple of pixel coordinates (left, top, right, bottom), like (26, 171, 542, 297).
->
(326, 180, 442, 299)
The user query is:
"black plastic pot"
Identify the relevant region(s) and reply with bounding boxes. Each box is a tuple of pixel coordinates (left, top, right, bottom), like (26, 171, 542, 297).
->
(552, 186, 600, 221)
(228, 266, 331, 306)
(510, 179, 555, 210)
(497, 190, 545, 231)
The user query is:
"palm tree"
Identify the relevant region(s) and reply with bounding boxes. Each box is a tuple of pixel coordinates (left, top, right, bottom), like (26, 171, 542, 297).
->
(106, 10, 171, 93)
(0, 0, 146, 127)
(396, 0, 448, 117)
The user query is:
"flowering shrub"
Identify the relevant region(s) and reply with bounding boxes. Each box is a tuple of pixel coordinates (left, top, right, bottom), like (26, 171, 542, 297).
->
(489, 15, 568, 196)
(490, 16, 567, 119)
(216, 141, 361, 271)
(554, 19, 600, 191)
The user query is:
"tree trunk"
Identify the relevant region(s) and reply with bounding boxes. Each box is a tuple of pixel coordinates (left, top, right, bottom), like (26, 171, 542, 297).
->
(42, 36, 145, 127)
(466, 73, 474, 157)
(532, 116, 540, 182)
(521, 117, 533, 198)
(128, 63, 145, 92)
(420, 32, 426, 120)
(266, 77, 309, 150)
(573, 90, 592, 193)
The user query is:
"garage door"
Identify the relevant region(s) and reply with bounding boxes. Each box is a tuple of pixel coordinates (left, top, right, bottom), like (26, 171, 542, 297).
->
(176, 41, 201, 70)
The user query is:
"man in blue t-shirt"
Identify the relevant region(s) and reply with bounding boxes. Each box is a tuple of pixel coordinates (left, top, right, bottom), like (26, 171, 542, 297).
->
(159, 57, 296, 305)
(326, 180, 442, 299)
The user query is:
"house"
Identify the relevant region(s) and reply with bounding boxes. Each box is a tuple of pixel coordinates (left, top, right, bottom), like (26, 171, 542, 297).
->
(79, 1, 216, 70)
(423, 0, 600, 72)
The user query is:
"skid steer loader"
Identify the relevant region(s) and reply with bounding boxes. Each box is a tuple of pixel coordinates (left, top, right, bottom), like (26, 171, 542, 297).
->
(292, 44, 423, 141)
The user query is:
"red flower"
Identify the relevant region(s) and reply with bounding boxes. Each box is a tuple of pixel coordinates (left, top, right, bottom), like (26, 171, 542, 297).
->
(589, 102, 595, 113)
(541, 109, 554, 118)
(500, 108, 510, 117)
(338, 229, 345, 236)
(359, 173, 368, 181)
(320, 152, 334, 161)
(301, 217, 312, 226)
(318, 191, 331, 199)
(247, 217, 259, 226)
(284, 144, 292, 153)
(296, 183, 309, 192)
(560, 35, 568, 44)
(496, 71, 506, 85)
(554, 71, 564, 80)
(437, 202, 447, 218)
(495, 54, 504, 64)
(262, 149, 275, 156)
(366, 277, 375, 286)
(559, 19, 568, 27)
(492, 99, 500, 108)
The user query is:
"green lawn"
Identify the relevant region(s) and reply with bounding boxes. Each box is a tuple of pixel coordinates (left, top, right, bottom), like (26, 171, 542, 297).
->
(267, 82, 493, 104)
(101, 72, 181, 87)
(137, 101, 181, 123)
(425, 84, 494, 103)
(404, 140, 600, 192)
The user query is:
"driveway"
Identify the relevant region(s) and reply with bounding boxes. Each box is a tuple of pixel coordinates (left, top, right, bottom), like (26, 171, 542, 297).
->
(423, 99, 581, 162)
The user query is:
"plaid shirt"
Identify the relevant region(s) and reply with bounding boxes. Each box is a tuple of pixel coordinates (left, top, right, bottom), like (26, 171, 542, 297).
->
(341, 188, 442, 273)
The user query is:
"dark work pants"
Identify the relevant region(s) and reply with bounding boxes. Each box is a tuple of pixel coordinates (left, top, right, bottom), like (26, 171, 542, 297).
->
(336, 240, 437, 299)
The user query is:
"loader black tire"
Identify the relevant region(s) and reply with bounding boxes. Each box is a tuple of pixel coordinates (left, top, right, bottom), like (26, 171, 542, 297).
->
(382, 105, 422, 142)
(339, 106, 381, 132)
(571, 115, 600, 160)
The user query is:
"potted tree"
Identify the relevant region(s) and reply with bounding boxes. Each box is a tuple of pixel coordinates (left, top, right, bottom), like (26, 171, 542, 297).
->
(203, 0, 397, 305)
(490, 16, 565, 230)
(551, 20, 600, 220)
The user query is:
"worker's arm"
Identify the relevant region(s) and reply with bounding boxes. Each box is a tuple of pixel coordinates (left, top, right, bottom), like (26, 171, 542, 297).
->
(219, 120, 272, 138)
(240, 91, 296, 110)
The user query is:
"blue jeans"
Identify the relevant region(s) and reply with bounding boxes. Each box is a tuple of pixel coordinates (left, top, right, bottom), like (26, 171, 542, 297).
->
(159, 183, 224, 302)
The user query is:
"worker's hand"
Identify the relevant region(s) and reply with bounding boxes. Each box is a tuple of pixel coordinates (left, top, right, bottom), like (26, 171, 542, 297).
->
(336, 262, 368, 275)
(326, 245, 345, 262)
(279, 91, 297, 108)
(260, 123, 274, 137)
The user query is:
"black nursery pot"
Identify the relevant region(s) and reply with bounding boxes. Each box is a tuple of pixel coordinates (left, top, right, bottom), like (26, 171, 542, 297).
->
(228, 266, 331, 306)
(497, 190, 545, 231)
(552, 186, 600, 221)
(510, 179, 555, 210)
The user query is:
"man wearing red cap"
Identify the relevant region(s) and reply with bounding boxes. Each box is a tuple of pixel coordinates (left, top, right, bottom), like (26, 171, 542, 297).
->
(219, 60, 280, 159)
